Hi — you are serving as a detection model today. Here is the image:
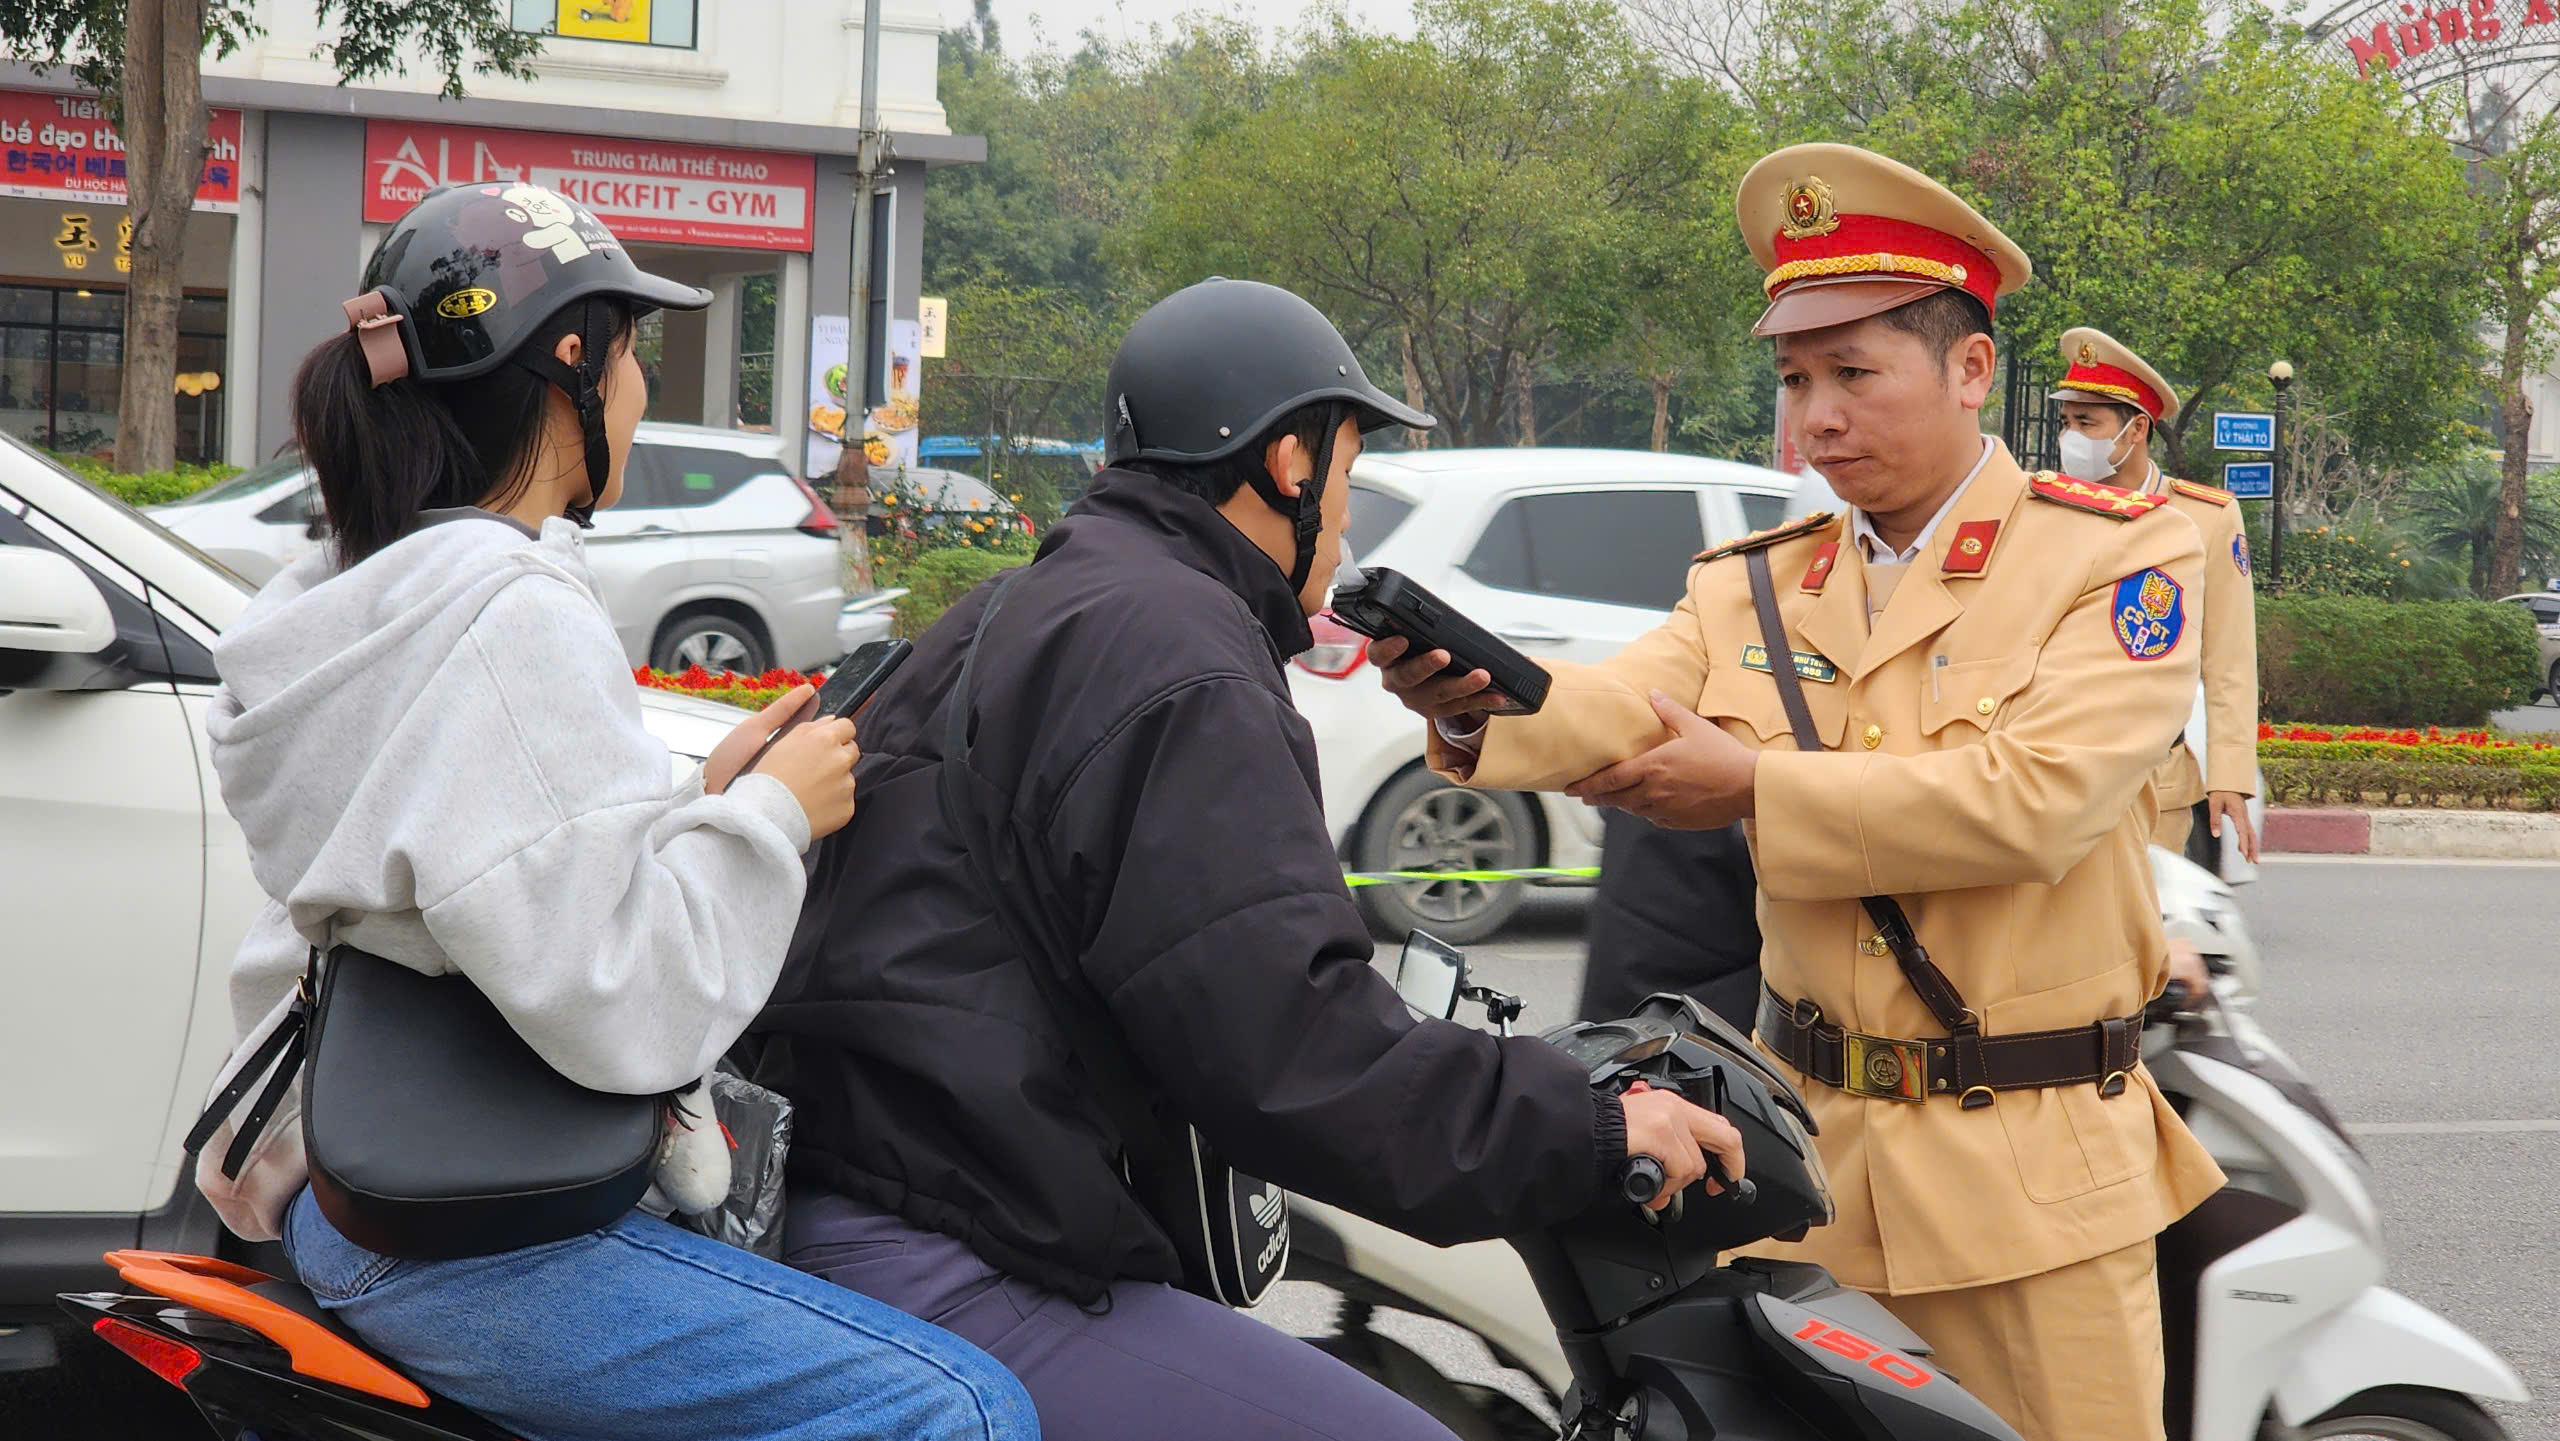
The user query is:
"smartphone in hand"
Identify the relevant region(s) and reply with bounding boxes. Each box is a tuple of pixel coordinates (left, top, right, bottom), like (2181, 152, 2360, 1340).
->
(740, 639, 913, 777)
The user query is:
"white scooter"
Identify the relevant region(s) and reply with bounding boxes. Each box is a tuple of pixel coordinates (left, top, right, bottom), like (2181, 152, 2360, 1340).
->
(1290, 851, 2528, 1441)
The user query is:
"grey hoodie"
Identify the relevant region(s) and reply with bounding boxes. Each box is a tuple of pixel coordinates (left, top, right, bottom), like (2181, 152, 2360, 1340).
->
(194, 513, 811, 1241)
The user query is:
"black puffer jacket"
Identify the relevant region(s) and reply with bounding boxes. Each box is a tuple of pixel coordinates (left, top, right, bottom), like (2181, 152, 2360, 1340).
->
(752, 471, 1619, 1302)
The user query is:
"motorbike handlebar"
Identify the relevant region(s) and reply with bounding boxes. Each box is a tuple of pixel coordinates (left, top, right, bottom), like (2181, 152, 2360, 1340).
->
(1619, 1155, 1665, 1205)
(1615, 1153, 1759, 1209)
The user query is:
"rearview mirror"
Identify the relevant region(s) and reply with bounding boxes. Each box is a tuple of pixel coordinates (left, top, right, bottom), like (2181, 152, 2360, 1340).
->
(1394, 930, 1468, 1020)
(0, 547, 116, 657)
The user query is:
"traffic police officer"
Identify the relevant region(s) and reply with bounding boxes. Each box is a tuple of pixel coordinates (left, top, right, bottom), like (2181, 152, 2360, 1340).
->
(2052, 328, 2262, 863)
(1377, 144, 2225, 1441)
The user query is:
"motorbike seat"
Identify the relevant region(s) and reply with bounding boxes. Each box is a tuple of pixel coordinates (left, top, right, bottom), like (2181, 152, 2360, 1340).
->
(102, 1250, 430, 1408)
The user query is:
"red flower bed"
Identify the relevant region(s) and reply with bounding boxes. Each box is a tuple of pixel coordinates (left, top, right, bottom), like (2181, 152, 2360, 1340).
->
(2257, 722, 2553, 752)
(636, 665, 827, 694)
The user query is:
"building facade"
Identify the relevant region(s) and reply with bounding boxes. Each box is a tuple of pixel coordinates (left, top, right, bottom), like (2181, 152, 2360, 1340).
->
(0, 0, 975, 475)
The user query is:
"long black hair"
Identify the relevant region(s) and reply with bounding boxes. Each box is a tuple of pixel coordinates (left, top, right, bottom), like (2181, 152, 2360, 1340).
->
(292, 298, 636, 570)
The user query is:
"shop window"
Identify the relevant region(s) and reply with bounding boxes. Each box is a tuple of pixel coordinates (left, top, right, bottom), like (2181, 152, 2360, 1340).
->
(513, 0, 699, 48)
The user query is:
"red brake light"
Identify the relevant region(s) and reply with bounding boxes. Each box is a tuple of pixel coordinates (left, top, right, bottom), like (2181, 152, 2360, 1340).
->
(92, 1316, 203, 1389)
(1295, 613, 1370, 680)
(792, 475, 839, 539)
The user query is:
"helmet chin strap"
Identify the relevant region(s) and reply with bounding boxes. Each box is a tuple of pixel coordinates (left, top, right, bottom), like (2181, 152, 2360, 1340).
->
(510, 298, 618, 529)
(1244, 403, 1342, 596)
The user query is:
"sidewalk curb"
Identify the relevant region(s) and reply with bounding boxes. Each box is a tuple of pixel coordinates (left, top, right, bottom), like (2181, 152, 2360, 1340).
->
(2266, 807, 2560, 859)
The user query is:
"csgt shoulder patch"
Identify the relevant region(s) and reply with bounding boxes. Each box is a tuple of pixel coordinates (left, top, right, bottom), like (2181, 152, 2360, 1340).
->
(2112, 568, 2186, 660)
(2171, 479, 2234, 507)
(1696, 510, 1841, 564)
(2028, 473, 2167, 522)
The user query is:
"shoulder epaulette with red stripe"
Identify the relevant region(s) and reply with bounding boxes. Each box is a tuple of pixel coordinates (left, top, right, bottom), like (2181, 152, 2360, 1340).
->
(2169, 479, 2234, 507)
(1694, 510, 1840, 563)
(2026, 472, 2167, 522)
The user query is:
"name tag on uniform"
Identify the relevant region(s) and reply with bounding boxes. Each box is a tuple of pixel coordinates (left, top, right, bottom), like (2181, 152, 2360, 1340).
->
(1740, 644, 1839, 684)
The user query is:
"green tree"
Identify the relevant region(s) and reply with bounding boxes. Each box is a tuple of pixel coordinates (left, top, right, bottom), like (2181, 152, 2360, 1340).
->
(0, 2, 540, 474)
(1130, 0, 1744, 448)
(2406, 446, 2560, 595)
(2463, 109, 2560, 596)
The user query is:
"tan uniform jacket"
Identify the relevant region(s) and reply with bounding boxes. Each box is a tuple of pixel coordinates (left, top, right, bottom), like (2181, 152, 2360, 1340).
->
(1430, 446, 2225, 1293)
(2147, 480, 2259, 810)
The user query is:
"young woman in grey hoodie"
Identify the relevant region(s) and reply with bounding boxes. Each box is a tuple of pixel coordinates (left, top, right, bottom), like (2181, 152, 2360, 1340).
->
(187, 183, 1036, 1441)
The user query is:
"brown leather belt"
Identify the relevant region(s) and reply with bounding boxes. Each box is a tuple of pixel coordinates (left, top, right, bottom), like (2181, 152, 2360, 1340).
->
(1756, 986, 2144, 1110)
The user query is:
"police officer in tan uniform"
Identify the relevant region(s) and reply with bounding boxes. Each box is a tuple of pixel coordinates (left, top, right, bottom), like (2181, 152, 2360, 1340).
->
(2051, 328, 2261, 863)
(1375, 144, 2224, 1441)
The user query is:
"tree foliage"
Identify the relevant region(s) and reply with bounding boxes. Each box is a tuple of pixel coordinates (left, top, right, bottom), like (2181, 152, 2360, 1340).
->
(0, 2, 540, 474)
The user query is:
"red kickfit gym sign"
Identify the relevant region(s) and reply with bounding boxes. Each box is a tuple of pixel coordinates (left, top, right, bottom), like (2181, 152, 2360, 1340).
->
(362, 120, 816, 252)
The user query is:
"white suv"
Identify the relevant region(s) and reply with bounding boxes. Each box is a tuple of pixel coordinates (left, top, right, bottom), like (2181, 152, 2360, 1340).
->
(1295, 448, 1798, 942)
(149, 423, 851, 674)
(0, 434, 747, 1343)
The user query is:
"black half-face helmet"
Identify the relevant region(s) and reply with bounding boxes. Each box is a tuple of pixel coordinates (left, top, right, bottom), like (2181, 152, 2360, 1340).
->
(343, 182, 711, 524)
(1105, 278, 1437, 592)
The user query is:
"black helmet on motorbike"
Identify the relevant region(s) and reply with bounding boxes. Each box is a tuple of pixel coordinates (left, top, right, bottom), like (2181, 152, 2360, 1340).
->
(1106, 278, 1436, 591)
(339, 181, 711, 525)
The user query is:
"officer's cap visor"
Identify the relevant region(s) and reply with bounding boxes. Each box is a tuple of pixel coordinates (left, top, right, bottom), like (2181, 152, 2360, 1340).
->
(1752, 276, 1952, 339)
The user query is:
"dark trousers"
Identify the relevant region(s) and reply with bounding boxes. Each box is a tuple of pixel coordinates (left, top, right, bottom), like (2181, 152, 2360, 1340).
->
(1579, 813, 1763, 1032)
(783, 1190, 1458, 1441)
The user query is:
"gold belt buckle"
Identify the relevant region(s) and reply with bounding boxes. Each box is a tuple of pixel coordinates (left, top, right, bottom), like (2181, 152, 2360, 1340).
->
(1841, 1031, 1929, 1102)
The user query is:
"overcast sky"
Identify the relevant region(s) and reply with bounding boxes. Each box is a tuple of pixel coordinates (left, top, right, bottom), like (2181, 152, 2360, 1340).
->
(934, 0, 1418, 51)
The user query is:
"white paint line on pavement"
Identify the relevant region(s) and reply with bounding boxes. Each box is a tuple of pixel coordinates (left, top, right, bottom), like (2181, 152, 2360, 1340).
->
(2349, 1119, 2560, 1135)
(2261, 855, 2560, 868)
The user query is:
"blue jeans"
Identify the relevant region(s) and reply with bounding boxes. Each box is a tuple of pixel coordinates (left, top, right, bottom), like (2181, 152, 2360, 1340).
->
(282, 1187, 1038, 1441)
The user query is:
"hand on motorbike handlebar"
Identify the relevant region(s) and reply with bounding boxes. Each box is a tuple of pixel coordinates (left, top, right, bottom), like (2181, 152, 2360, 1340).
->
(2166, 939, 2210, 999)
(1619, 1082, 1746, 1213)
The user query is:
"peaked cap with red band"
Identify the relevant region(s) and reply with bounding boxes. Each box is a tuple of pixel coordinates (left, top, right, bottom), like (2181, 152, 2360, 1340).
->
(2050, 326, 2180, 422)
(1737, 143, 2032, 337)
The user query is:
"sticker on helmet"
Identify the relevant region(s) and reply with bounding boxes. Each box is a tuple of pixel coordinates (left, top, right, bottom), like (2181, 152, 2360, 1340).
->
(501, 183, 593, 265)
(436, 288, 498, 320)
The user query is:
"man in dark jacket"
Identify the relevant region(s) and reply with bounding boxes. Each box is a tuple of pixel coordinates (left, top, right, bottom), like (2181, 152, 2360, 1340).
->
(755, 279, 1744, 1441)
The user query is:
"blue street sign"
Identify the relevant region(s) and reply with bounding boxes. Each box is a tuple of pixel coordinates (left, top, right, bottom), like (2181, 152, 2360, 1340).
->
(2215, 412, 2275, 451)
(2224, 461, 2274, 499)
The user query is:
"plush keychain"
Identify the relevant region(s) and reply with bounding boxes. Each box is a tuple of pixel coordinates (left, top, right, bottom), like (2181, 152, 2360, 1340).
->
(644, 1076, 733, 1217)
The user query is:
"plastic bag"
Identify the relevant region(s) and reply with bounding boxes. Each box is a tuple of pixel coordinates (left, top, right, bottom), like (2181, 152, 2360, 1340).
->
(676, 1068, 794, 1258)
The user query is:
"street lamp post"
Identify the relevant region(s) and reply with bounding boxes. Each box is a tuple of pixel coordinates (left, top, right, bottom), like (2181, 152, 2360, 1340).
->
(2269, 359, 2294, 590)
(833, 0, 886, 595)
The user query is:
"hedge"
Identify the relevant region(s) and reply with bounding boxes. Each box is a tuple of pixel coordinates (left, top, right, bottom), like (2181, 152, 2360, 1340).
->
(2257, 725, 2560, 810)
(2256, 595, 2537, 728)
(51, 452, 240, 508)
(888, 546, 1028, 639)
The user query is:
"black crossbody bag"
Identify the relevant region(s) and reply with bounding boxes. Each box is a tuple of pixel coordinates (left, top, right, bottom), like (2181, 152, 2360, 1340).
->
(187, 941, 663, 1260)
(935, 572, 1290, 1307)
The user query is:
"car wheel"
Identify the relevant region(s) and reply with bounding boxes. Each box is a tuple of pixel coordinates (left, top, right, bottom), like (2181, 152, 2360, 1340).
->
(652, 611, 770, 677)
(1352, 767, 1538, 946)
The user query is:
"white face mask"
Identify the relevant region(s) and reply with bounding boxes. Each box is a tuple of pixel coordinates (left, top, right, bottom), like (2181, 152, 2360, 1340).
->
(2057, 420, 2136, 483)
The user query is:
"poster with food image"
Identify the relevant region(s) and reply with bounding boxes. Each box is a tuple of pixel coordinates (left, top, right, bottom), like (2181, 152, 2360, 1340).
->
(806, 315, 923, 476)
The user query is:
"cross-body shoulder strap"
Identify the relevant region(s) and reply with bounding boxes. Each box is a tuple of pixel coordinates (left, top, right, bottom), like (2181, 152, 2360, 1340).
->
(936, 573, 1183, 1179)
(1743, 549, 1977, 1035)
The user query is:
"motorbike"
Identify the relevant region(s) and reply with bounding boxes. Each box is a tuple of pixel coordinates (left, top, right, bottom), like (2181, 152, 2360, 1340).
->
(56, 934, 2021, 1441)
(1294, 851, 2530, 1441)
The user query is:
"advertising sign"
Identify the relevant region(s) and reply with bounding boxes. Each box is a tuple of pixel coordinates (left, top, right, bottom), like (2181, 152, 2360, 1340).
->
(558, 0, 651, 44)
(363, 119, 814, 251)
(0, 90, 242, 212)
(807, 317, 923, 477)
